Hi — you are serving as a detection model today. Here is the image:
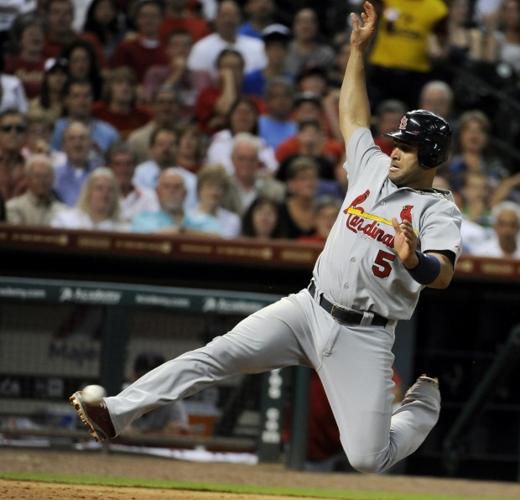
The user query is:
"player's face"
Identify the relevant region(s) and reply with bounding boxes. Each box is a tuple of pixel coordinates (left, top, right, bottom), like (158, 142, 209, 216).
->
(389, 141, 427, 188)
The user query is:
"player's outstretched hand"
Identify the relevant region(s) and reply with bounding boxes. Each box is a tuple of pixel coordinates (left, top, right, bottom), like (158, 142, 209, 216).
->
(392, 218, 419, 269)
(350, 1, 377, 49)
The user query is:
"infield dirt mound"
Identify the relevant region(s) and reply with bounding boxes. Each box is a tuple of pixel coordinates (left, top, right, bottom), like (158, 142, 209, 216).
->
(2, 449, 520, 498)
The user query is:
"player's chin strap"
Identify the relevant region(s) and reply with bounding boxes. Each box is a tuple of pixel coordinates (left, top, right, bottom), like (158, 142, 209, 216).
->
(405, 251, 441, 285)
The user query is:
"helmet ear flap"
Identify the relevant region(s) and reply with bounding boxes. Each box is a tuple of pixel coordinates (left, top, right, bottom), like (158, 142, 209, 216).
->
(418, 141, 444, 169)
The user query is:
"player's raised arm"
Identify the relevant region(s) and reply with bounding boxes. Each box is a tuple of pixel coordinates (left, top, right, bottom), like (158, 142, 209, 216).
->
(339, 1, 377, 145)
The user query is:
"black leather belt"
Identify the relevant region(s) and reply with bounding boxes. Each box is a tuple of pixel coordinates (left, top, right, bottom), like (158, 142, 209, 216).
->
(308, 281, 387, 327)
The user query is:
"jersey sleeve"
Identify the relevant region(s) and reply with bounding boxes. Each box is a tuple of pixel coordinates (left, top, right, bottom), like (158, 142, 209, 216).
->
(344, 128, 390, 185)
(419, 202, 463, 262)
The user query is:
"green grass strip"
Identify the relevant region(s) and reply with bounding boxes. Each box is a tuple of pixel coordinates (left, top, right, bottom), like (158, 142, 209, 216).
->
(0, 471, 495, 500)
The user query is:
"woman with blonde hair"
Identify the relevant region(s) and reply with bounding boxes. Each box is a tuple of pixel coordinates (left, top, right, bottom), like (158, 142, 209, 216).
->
(51, 168, 127, 231)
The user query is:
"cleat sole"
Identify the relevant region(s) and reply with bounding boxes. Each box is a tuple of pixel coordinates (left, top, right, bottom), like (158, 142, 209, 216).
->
(69, 393, 102, 442)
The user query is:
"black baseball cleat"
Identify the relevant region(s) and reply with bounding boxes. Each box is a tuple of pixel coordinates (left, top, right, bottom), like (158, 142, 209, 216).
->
(69, 390, 116, 442)
(401, 374, 439, 406)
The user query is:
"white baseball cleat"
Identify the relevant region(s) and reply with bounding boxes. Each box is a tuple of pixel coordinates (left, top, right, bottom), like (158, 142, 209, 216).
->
(401, 374, 440, 406)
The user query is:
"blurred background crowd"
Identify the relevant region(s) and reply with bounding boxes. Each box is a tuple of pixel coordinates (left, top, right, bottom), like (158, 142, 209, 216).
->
(1, 0, 520, 258)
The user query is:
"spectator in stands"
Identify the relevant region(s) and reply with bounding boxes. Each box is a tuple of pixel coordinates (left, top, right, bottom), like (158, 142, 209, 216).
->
(298, 195, 341, 243)
(239, 0, 275, 39)
(0, 58, 28, 114)
(242, 24, 292, 98)
(4, 15, 46, 99)
(24, 110, 63, 162)
(6, 154, 65, 225)
(143, 29, 212, 117)
(111, 0, 167, 82)
(127, 86, 180, 164)
(206, 97, 277, 174)
(471, 201, 520, 258)
(133, 127, 198, 210)
(492, 0, 520, 74)
(51, 79, 120, 155)
(133, 128, 176, 188)
(277, 156, 317, 239)
(447, 171, 492, 253)
(459, 171, 493, 226)
(43, 0, 80, 58)
(373, 100, 407, 156)
(107, 142, 159, 222)
(0, 109, 28, 200)
(241, 195, 281, 239)
(52, 167, 126, 230)
(174, 123, 206, 174)
(128, 352, 190, 435)
(29, 57, 68, 123)
(275, 119, 343, 173)
(0, 0, 35, 50)
(190, 164, 241, 238)
(291, 91, 333, 139)
(447, 110, 509, 192)
(225, 133, 284, 215)
(53, 121, 98, 206)
(60, 39, 104, 100)
(327, 37, 350, 87)
(368, 0, 449, 108)
(195, 49, 250, 134)
(187, 0, 266, 77)
(132, 168, 203, 233)
(430, 0, 496, 65)
(258, 78, 297, 150)
(159, 0, 211, 44)
(82, 0, 124, 60)
(295, 67, 342, 142)
(94, 67, 152, 139)
(418, 80, 454, 122)
(490, 172, 520, 206)
(285, 8, 335, 77)
(296, 66, 329, 97)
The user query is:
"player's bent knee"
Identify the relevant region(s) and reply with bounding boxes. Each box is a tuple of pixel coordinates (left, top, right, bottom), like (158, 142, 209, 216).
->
(347, 453, 386, 474)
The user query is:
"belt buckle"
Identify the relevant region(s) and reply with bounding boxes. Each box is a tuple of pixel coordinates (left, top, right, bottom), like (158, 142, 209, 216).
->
(330, 303, 352, 325)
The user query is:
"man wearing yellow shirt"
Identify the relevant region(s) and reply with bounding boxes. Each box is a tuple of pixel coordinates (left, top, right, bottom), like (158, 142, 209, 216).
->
(368, 0, 448, 108)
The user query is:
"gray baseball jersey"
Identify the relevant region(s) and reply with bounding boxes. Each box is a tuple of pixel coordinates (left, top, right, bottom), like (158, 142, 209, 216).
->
(101, 128, 455, 474)
(313, 128, 462, 320)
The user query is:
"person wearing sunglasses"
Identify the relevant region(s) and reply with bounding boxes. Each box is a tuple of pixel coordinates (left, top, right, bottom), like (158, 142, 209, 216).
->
(0, 109, 28, 200)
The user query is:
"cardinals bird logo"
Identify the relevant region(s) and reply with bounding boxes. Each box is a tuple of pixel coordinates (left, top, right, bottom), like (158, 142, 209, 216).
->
(345, 189, 370, 212)
(400, 204, 414, 223)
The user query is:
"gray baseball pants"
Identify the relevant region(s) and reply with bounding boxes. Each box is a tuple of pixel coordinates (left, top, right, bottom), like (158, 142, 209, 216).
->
(105, 288, 440, 473)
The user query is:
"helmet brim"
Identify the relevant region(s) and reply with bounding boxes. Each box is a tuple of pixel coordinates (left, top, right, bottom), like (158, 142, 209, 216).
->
(385, 130, 422, 144)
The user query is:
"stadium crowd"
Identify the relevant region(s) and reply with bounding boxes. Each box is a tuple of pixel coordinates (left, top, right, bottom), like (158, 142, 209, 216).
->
(1, 0, 520, 258)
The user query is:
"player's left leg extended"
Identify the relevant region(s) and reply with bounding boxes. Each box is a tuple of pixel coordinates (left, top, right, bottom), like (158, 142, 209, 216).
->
(317, 322, 440, 473)
(98, 292, 316, 436)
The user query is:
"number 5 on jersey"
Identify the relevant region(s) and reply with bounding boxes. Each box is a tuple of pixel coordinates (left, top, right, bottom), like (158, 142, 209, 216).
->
(372, 250, 396, 278)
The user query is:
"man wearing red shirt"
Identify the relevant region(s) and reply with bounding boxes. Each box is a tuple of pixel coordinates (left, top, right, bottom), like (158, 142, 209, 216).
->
(275, 119, 343, 167)
(111, 0, 167, 82)
(93, 67, 152, 139)
(159, 0, 211, 44)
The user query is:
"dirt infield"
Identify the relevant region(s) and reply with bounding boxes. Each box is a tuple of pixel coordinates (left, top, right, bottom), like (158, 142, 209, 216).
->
(0, 480, 294, 500)
(2, 448, 520, 499)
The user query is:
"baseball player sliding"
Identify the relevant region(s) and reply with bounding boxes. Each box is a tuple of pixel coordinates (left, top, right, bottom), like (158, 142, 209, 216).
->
(70, 2, 462, 473)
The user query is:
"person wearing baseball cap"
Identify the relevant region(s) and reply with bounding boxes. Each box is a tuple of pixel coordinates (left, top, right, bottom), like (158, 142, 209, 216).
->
(239, 0, 276, 39)
(243, 23, 292, 97)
